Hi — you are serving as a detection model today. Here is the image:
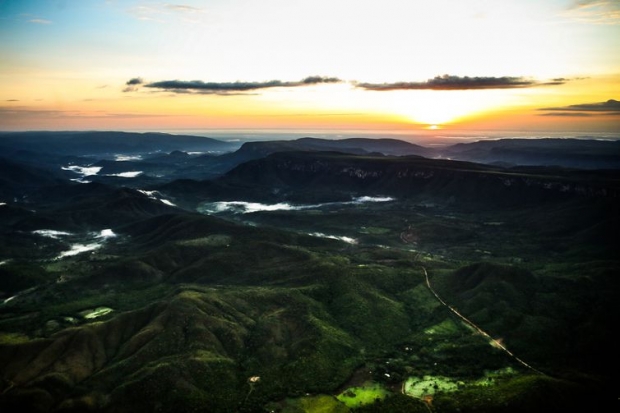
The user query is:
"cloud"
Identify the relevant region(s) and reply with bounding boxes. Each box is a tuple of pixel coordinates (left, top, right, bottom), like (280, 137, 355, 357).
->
(164, 4, 201, 13)
(123, 77, 144, 93)
(104, 112, 175, 119)
(538, 112, 594, 117)
(28, 18, 52, 24)
(539, 99, 620, 116)
(127, 76, 343, 95)
(6, 99, 19, 102)
(539, 99, 620, 114)
(0, 108, 79, 119)
(354, 75, 566, 91)
(128, 3, 205, 23)
(0, 107, 173, 119)
(565, 1, 620, 24)
(301, 76, 342, 85)
(126, 77, 144, 85)
(125, 74, 572, 95)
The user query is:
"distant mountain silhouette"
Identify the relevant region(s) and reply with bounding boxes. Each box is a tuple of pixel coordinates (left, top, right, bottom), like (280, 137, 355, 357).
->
(440, 138, 620, 169)
(200, 137, 436, 175)
(0, 131, 238, 156)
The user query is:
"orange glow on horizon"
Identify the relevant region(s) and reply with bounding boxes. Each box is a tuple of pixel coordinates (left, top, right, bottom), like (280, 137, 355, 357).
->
(1, 74, 618, 134)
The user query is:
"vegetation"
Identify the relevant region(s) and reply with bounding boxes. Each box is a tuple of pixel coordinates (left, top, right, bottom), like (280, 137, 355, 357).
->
(0, 137, 618, 412)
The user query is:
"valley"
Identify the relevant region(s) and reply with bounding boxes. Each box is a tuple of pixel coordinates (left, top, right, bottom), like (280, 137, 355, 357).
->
(0, 132, 618, 412)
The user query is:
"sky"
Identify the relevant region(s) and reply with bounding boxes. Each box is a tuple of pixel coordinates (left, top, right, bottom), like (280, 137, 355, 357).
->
(0, 0, 619, 136)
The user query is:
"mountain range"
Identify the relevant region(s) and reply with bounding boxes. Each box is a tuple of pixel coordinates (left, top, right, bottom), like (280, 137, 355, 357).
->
(0, 131, 618, 413)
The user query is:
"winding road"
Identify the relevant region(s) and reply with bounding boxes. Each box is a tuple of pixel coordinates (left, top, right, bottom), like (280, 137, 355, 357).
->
(421, 266, 545, 375)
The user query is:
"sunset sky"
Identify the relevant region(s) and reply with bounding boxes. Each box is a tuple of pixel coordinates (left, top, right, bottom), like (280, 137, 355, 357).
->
(1, 0, 619, 135)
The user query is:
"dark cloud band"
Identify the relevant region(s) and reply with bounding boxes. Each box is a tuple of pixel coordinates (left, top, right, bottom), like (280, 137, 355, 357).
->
(124, 74, 572, 95)
(540, 99, 620, 113)
(126, 77, 144, 86)
(538, 99, 620, 117)
(354, 75, 565, 91)
(131, 76, 342, 94)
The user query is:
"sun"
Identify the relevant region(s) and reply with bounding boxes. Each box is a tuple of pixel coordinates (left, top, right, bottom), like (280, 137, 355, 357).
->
(385, 89, 518, 129)
(404, 101, 460, 126)
(384, 90, 472, 127)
